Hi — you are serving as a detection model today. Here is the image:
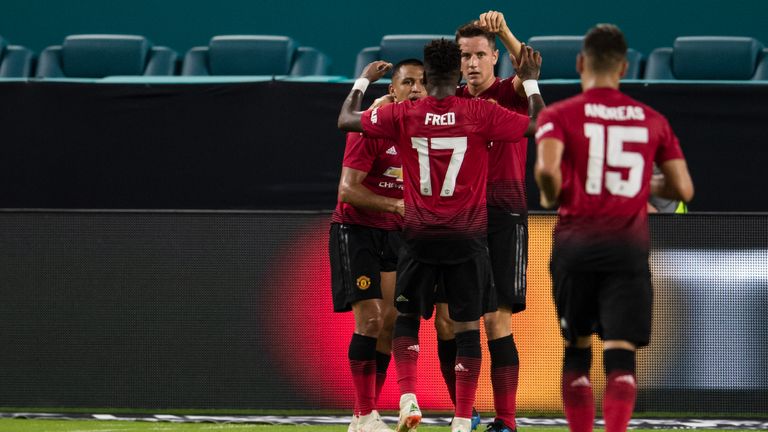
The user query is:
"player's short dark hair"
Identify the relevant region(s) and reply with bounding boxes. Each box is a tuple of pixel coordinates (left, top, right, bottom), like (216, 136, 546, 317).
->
(583, 24, 628, 72)
(455, 21, 496, 50)
(424, 39, 461, 83)
(392, 58, 424, 80)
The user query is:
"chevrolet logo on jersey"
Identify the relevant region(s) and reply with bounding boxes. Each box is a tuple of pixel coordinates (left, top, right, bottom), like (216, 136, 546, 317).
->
(383, 167, 403, 182)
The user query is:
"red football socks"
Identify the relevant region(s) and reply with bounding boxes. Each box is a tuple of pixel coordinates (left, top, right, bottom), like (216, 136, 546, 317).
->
(562, 371, 595, 432)
(454, 330, 481, 419)
(489, 335, 520, 428)
(349, 334, 377, 416)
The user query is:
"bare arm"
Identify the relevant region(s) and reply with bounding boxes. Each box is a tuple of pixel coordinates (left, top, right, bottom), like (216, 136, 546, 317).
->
(651, 159, 694, 202)
(535, 137, 564, 209)
(511, 44, 545, 137)
(338, 167, 404, 216)
(478, 10, 527, 96)
(479, 11, 523, 59)
(337, 61, 392, 132)
(525, 92, 546, 137)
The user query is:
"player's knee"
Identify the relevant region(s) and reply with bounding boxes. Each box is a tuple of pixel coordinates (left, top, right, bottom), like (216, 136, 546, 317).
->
(381, 303, 398, 328)
(567, 335, 592, 349)
(483, 309, 512, 339)
(434, 312, 454, 340)
(356, 314, 383, 337)
(378, 314, 396, 341)
(603, 339, 636, 351)
(453, 319, 481, 333)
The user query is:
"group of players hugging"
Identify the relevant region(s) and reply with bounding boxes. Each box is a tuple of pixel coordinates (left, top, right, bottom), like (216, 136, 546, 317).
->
(329, 10, 694, 432)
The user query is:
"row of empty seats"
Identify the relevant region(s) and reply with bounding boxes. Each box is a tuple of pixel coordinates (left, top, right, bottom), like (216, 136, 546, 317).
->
(0, 34, 331, 78)
(2, 33, 768, 80)
(355, 35, 768, 80)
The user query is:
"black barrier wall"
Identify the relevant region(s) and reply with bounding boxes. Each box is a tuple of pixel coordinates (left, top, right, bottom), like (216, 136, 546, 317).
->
(0, 211, 766, 413)
(0, 81, 767, 211)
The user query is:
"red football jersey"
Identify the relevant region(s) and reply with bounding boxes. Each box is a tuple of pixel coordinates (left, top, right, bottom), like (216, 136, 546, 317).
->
(458, 77, 530, 214)
(535, 87, 684, 256)
(331, 132, 403, 231)
(362, 96, 530, 264)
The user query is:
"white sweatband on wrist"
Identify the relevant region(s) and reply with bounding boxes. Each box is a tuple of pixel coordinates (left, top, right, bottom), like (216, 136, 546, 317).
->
(522, 79, 540, 97)
(352, 78, 370, 93)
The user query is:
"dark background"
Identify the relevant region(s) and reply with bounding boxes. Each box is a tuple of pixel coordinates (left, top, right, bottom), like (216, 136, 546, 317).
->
(0, 81, 764, 211)
(0, 211, 765, 412)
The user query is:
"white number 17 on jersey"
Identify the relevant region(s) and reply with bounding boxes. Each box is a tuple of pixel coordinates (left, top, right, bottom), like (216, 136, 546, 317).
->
(411, 137, 467, 197)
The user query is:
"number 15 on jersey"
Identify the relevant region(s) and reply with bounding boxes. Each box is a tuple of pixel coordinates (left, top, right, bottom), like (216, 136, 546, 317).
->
(584, 123, 648, 198)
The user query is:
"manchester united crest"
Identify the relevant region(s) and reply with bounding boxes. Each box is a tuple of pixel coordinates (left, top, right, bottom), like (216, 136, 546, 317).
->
(356, 275, 371, 290)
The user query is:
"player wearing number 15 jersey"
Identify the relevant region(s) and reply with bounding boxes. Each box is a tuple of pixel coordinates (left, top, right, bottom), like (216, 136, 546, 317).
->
(534, 24, 693, 432)
(338, 39, 544, 432)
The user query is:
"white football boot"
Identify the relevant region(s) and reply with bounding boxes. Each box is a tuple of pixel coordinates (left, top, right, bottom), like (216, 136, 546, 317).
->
(451, 417, 473, 432)
(348, 414, 359, 432)
(358, 410, 393, 432)
(396, 393, 422, 432)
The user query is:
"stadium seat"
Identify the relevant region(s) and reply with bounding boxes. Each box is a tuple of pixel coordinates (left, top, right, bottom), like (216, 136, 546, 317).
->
(754, 49, 768, 80)
(499, 36, 643, 80)
(353, 34, 453, 77)
(36, 34, 176, 78)
(181, 35, 331, 76)
(644, 36, 765, 80)
(0, 35, 35, 77)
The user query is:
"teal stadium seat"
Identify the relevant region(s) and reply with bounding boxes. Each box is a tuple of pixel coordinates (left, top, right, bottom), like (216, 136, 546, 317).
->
(498, 36, 643, 80)
(36, 34, 177, 78)
(754, 49, 768, 80)
(182, 35, 330, 76)
(0, 35, 35, 77)
(353, 34, 453, 77)
(644, 36, 766, 80)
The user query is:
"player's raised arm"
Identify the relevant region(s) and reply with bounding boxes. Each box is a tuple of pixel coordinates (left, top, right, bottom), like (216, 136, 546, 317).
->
(511, 44, 545, 137)
(651, 159, 695, 203)
(337, 61, 392, 132)
(479, 10, 522, 59)
(477, 10, 530, 96)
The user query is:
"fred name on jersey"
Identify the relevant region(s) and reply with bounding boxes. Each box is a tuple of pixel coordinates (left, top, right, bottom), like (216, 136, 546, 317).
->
(425, 112, 456, 126)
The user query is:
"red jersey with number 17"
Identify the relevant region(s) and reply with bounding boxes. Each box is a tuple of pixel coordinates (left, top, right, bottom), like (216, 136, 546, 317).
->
(361, 96, 530, 264)
(535, 87, 684, 267)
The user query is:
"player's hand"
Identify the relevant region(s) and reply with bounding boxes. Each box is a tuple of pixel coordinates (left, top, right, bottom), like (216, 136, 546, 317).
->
(511, 44, 542, 81)
(394, 199, 405, 217)
(361, 61, 392, 83)
(478, 10, 508, 34)
(370, 94, 396, 109)
(540, 192, 558, 209)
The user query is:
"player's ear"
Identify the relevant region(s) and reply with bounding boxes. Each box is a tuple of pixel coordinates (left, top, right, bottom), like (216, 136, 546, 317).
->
(388, 83, 395, 96)
(492, 49, 499, 65)
(619, 59, 628, 78)
(576, 53, 584, 74)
